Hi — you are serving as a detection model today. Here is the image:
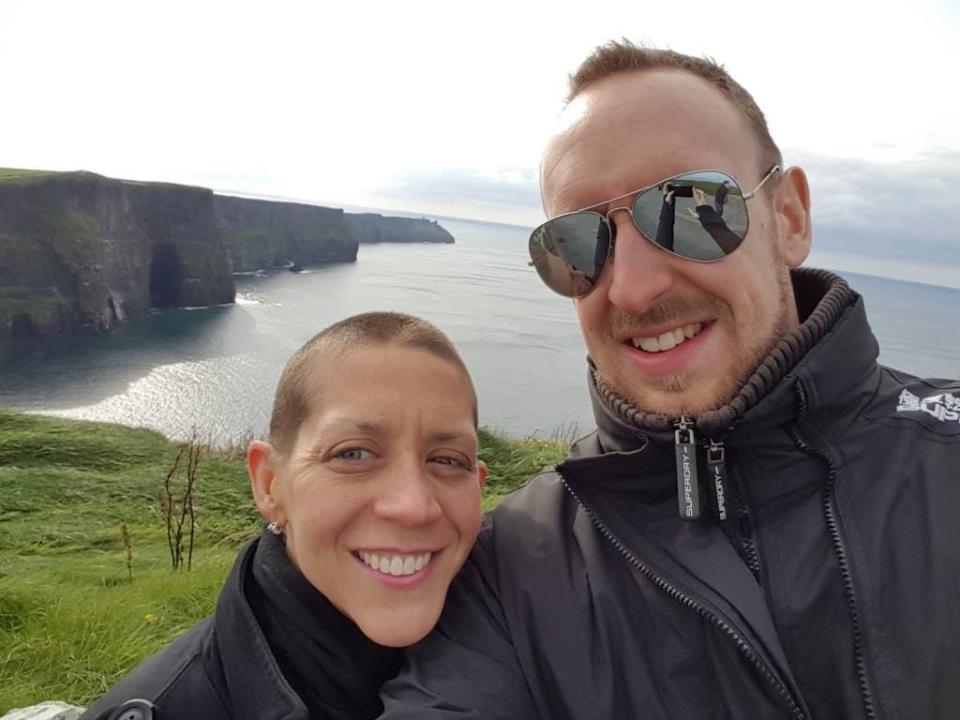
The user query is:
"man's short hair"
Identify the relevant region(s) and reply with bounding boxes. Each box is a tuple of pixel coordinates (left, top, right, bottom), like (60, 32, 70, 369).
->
(269, 311, 477, 453)
(568, 39, 782, 168)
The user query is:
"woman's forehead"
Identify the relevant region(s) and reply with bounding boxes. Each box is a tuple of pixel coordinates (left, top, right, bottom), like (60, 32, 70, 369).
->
(296, 348, 476, 435)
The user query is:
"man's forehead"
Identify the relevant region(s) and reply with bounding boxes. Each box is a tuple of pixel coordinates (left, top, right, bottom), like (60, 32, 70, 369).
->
(541, 69, 758, 214)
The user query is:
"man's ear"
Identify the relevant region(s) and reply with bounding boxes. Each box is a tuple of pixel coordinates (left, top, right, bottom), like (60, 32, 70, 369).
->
(774, 166, 813, 268)
(476, 459, 488, 491)
(248, 440, 285, 525)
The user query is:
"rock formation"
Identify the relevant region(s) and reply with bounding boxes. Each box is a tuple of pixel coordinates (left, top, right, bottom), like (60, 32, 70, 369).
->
(345, 213, 454, 244)
(215, 195, 357, 272)
(0, 170, 455, 346)
(0, 171, 233, 343)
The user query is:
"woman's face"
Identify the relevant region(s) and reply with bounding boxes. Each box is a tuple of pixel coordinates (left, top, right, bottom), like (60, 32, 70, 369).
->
(249, 344, 486, 647)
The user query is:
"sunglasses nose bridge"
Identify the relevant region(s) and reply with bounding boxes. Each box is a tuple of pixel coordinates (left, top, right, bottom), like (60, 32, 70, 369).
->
(604, 205, 631, 239)
(604, 204, 633, 223)
(605, 205, 652, 247)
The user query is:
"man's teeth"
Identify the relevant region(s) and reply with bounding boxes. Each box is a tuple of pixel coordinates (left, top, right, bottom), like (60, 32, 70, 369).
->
(632, 323, 703, 353)
(357, 551, 433, 577)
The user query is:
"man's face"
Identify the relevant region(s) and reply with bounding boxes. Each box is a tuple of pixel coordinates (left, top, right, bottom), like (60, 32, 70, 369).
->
(541, 69, 809, 417)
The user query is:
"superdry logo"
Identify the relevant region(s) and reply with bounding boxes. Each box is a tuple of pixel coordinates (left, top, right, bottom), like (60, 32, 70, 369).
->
(896, 389, 960, 423)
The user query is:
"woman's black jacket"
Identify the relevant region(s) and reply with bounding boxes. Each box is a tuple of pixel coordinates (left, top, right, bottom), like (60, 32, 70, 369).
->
(81, 531, 400, 720)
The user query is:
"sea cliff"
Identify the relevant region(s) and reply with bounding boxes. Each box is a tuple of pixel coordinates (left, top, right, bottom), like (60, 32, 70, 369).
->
(0, 170, 454, 345)
(345, 212, 454, 244)
(215, 195, 357, 272)
(0, 171, 233, 343)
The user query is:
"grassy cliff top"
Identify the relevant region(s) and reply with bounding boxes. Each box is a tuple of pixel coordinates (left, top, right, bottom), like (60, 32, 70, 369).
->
(0, 407, 567, 712)
(0, 168, 64, 183)
(0, 168, 203, 192)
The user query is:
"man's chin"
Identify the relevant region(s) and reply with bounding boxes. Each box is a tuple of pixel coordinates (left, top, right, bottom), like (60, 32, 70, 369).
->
(599, 371, 737, 419)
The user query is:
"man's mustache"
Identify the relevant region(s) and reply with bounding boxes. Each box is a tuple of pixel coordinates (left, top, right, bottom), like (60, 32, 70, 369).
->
(607, 296, 728, 335)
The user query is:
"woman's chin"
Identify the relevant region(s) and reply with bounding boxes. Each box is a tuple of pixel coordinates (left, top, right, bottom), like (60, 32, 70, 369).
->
(354, 606, 442, 648)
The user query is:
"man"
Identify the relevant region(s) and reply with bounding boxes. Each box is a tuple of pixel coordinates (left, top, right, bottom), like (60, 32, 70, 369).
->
(380, 41, 960, 719)
(715, 178, 730, 216)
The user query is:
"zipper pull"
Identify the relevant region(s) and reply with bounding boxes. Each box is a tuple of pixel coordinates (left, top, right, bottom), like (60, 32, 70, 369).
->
(674, 417, 701, 521)
(706, 441, 728, 522)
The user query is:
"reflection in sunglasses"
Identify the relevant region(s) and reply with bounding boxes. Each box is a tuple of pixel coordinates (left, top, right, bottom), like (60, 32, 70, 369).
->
(529, 166, 780, 298)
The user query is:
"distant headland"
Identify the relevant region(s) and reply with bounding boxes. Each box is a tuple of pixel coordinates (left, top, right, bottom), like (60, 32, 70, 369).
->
(0, 168, 453, 345)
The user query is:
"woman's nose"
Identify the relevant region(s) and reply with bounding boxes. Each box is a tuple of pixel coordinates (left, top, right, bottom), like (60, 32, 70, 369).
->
(371, 464, 443, 526)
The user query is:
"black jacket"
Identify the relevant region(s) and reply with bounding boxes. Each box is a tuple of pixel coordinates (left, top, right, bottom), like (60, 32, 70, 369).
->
(381, 269, 960, 719)
(82, 531, 400, 720)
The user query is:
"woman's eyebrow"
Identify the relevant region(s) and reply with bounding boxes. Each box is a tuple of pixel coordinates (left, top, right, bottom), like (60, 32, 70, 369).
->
(304, 420, 474, 451)
(425, 430, 475, 444)
(315, 417, 384, 435)
(304, 418, 385, 453)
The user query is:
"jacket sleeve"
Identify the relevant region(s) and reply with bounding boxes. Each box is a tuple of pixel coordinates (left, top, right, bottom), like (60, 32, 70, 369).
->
(378, 526, 539, 719)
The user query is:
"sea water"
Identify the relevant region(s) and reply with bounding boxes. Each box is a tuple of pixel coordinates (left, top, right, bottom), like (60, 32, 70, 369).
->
(0, 217, 957, 445)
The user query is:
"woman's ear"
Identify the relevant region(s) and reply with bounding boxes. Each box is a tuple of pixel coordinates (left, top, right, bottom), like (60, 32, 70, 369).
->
(774, 166, 813, 268)
(476, 459, 488, 491)
(248, 440, 285, 525)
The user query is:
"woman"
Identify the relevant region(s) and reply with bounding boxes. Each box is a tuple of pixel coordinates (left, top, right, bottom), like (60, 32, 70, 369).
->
(82, 312, 487, 720)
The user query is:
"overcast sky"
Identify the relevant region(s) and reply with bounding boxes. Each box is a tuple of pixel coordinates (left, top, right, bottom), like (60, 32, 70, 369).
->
(3, 0, 958, 275)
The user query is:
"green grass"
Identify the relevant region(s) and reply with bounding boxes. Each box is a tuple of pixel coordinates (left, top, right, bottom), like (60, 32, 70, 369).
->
(0, 408, 567, 713)
(0, 168, 61, 183)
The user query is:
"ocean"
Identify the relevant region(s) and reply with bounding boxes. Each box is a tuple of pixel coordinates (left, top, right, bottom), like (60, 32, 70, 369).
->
(1, 216, 958, 445)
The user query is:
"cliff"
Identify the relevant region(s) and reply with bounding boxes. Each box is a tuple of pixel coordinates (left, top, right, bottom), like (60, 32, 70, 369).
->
(344, 213, 455, 244)
(0, 170, 456, 346)
(0, 171, 234, 343)
(215, 195, 357, 272)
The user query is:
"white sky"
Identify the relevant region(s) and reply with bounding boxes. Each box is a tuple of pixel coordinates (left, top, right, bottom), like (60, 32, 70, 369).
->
(3, 0, 958, 227)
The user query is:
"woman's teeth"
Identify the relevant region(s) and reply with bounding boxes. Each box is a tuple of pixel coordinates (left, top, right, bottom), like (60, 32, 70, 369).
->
(632, 322, 703, 353)
(357, 551, 432, 577)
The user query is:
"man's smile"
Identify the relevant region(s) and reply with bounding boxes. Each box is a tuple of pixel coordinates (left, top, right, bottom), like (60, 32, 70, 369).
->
(630, 321, 705, 353)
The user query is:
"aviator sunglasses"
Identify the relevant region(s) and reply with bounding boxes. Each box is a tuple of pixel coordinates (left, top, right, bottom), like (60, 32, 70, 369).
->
(528, 165, 781, 298)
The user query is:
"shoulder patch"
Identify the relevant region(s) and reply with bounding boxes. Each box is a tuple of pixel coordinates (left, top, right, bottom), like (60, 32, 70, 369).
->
(895, 388, 960, 425)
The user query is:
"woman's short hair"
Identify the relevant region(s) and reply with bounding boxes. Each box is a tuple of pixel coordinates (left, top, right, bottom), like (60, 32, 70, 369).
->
(268, 312, 476, 453)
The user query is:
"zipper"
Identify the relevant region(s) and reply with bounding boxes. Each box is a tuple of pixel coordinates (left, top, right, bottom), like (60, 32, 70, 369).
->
(787, 382, 878, 720)
(706, 440, 728, 521)
(559, 474, 807, 720)
(674, 416, 701, 520)
(675, 422, 762, 581)
(726, 459, 762, 582)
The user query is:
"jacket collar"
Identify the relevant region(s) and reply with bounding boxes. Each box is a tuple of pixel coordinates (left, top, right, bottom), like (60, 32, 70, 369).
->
(581, 267, 874, 455)
(212, 531, 402, 720)
(213, 535, 309, 720)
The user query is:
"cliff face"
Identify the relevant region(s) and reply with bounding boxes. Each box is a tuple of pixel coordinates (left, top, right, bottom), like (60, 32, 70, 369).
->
(0, 172, 233, 343)
(215, 195, 358, 272)
(344, 213, 455, 245)
(0, 171, 457, 346)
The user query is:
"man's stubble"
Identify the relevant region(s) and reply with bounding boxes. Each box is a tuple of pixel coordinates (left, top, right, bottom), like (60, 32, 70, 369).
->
(596, 261, 795, 418)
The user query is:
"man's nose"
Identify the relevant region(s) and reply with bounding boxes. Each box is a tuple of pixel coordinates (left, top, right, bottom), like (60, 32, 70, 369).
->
(372, 461, 443, 526)
(604, 209, 675, 313)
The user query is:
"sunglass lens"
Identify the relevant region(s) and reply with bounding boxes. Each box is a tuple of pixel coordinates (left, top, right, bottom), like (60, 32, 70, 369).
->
(632, 171, 748, 260)
(529, 212, 610, 297)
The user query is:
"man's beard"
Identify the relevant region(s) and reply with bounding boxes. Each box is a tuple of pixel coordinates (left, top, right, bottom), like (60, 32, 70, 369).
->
(596, 265, 796, 417)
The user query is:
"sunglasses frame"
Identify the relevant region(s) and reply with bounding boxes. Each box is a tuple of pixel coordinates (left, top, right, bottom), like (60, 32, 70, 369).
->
(530, 164, 782, 298)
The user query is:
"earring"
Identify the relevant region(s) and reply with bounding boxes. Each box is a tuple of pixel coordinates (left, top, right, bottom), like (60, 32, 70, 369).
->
(266, 521, 284, 536)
